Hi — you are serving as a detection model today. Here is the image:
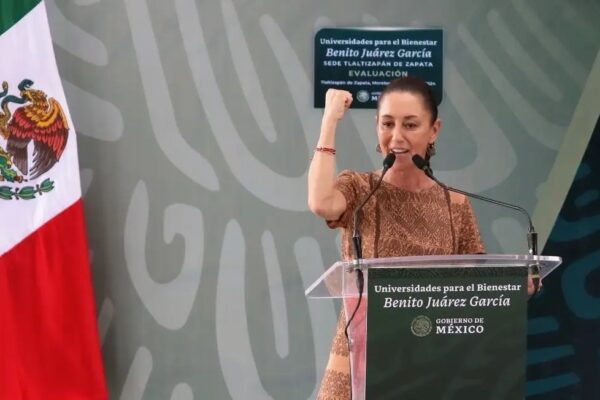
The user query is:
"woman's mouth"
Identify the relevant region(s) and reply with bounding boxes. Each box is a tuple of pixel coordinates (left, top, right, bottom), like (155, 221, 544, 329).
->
(390, 148, 409, 155)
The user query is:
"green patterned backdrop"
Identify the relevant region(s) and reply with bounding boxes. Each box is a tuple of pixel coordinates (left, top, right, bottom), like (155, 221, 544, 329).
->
(43, 0, 600, 398)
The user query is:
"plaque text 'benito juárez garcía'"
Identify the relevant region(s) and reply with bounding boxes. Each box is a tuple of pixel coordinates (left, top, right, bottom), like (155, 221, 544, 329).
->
(375, 283, 522, 309)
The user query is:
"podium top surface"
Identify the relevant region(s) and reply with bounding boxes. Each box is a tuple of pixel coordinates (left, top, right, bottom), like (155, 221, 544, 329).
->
(305, 254, 562, 299)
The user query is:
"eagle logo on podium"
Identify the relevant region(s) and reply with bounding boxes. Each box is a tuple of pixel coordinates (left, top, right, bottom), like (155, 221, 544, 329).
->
(410, 315, 432, 337)
(0, 79, 69, 200)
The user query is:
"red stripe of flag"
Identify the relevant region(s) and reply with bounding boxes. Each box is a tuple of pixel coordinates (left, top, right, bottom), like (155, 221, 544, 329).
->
(0, 199, 107, 399)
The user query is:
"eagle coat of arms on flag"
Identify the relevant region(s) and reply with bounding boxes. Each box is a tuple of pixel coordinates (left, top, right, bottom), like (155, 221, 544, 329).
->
(0, 78, 68, 200)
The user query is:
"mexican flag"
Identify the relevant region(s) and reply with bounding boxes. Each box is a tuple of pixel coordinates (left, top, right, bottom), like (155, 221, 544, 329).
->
(0, 1, 107, 398)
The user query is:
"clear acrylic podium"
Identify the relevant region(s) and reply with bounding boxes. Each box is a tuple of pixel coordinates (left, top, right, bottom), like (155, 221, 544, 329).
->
(306, 254, 562, 399)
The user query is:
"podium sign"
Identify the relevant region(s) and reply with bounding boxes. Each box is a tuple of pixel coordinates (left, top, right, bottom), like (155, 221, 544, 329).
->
(366, 266, 528, 399)
(305, 255, 562, 400)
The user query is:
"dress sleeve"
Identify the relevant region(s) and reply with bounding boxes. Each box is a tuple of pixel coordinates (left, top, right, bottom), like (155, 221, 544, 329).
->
(457, 196, 486, 254)
(326, 170, 362, 229)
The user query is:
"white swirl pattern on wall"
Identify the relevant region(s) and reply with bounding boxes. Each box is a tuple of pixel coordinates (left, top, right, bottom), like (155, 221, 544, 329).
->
(97, 298, 114, 345)
(262, 230, 290, 358)
(511, 0, 586, 85)
(438, 61, 517, 192)
(120, 347, 152, 400)
(63, 81, 124, 141)
(125, 0, 220, 191)
(176, 0, 317, 211)
(294, 237, 337, 399)
(458, 24, 564, 150)
(487, 10, 562, 102)
(170, 383, 194, 400)
(216, 220, 273, 399)
(46, 0, 108, 66)
(124, 181, 204, 330)
(221, 0, 278, 143)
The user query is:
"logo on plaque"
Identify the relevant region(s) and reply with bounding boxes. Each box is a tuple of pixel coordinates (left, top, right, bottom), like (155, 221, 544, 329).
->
(356, 90, 370, 103)
(410, 315, 432, 337)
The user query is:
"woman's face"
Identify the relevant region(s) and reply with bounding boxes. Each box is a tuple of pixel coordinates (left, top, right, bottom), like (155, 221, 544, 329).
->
(376, 91, 440, 170)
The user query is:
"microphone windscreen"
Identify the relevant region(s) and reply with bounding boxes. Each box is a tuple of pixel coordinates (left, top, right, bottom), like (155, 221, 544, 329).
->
(383, 153, 396, 170)
(411, 154, 428, 170)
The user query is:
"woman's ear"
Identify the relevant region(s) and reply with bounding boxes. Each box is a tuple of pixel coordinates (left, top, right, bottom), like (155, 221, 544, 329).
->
(430, 118, 441, 143)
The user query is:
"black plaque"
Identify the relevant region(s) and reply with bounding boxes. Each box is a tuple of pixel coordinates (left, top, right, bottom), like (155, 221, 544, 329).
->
(366, 266, 528, 399)
(314, 28, 443, 108)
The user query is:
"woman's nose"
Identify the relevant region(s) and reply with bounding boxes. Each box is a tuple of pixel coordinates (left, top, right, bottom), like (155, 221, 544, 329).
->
(391, 126, 407, 142)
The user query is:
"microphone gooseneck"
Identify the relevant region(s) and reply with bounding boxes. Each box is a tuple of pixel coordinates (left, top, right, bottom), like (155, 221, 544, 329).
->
(345, 153, 396, 344)
(411, 154, 539, 257)
(352, 152, 396, 261)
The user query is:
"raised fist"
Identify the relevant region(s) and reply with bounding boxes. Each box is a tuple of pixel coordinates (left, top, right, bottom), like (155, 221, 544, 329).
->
(323, 89, 353, 122)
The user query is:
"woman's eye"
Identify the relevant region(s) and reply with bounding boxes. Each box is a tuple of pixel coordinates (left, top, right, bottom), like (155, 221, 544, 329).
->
(404, 122, 417, 129)
(382, 122, 393, 128)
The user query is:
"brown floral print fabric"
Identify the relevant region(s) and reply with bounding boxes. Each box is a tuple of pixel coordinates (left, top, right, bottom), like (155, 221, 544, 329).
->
(317, 170, 484, 400)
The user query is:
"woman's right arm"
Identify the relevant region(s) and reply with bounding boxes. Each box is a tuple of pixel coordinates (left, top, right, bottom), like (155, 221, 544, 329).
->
(307, 89, 353, 221)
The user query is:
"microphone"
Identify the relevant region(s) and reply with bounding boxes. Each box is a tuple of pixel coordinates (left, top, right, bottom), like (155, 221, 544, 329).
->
(345, 152, 396, 345)
(352, 152, 396, 261)
(412, 154, 538, 257)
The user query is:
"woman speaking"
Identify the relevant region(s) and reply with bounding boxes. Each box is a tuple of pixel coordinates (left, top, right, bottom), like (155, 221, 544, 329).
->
(308, 77, 485, 399)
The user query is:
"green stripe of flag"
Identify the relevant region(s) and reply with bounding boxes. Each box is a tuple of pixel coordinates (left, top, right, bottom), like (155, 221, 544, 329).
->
(0, 0, 42, 36)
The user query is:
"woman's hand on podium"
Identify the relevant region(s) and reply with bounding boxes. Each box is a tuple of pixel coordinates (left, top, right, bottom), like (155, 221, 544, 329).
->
(527, 276, 543, 296)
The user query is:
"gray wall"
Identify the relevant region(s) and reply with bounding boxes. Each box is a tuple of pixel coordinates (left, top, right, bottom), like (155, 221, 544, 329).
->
(48, 0, 599, 398)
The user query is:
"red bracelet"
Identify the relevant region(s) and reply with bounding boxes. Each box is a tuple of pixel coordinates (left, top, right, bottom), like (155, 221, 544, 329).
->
(315, 146, 336, 155)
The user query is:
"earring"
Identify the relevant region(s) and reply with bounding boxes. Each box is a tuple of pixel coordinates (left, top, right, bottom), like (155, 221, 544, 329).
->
(425, 142, 436, 160)
(376, 144, 382, 153)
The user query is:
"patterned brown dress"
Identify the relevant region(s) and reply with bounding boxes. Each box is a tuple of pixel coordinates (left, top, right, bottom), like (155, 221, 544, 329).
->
(317, 170, 485, 400)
